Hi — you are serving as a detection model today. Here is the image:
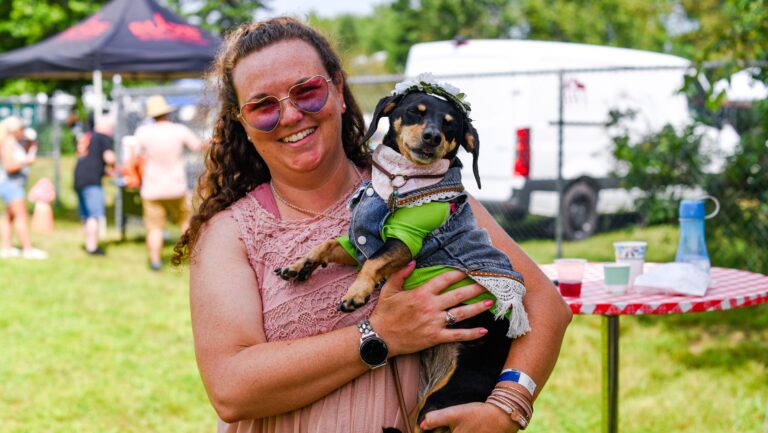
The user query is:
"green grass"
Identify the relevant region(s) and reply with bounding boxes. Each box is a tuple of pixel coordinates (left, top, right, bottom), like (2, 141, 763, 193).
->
(1, 156, 766, 432)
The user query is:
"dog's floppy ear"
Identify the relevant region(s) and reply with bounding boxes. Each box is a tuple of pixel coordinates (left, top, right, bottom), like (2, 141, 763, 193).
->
(361, 94, 403, 145)
(461, 118, 481, 189)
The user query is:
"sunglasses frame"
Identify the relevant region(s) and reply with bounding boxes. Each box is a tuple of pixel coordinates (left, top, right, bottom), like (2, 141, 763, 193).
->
(237, 75, 334, 132)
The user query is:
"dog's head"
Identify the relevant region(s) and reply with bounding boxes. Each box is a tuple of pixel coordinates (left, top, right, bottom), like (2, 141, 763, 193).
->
(362, 89, 481, 189)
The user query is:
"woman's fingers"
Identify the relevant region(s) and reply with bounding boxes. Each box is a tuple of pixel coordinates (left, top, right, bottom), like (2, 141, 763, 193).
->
(421, 269, 469, 294)
(435, 281, 487, 310)
(445, 298, 494, 324)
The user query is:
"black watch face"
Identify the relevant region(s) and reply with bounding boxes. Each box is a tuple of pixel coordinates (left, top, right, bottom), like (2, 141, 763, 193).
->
(360, 337, 388, 365)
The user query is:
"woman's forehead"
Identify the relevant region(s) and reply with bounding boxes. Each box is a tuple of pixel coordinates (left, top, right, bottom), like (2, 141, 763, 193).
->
(232, 40, 326, 97)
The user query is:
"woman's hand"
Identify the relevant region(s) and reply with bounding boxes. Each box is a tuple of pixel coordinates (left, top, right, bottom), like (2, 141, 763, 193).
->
(420, 402, 519, 433)
(368, 261, 493, 357)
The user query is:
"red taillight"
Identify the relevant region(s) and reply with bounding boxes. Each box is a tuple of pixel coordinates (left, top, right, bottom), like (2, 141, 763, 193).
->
(514, 128, 530, 178)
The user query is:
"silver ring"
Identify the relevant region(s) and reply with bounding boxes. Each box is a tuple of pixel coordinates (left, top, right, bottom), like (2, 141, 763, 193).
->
(444, 311, 457, 327)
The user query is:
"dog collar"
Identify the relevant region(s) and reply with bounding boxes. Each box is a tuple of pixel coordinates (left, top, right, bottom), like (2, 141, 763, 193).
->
(371, 146, 451, 208)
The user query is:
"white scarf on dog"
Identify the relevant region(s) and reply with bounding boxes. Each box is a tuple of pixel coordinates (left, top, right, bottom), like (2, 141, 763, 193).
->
(371, 145, 451, 201)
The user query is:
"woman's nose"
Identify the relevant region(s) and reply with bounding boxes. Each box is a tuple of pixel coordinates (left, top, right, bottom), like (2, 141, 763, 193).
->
(279, 100, 305, 127)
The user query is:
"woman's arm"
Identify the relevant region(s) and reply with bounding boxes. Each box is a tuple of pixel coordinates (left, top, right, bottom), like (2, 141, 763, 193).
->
(1, 140, 23, 173)
(191, 210, 492, 423)
(470, 196, 572, 397)
(421, 196, 572, 432)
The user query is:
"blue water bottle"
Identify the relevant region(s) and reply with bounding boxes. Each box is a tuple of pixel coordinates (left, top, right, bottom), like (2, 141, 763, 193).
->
(675, 196, 719, 274)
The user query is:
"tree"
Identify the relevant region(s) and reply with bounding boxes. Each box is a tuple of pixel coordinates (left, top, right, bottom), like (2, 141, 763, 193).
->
(510, 0, 675, 53)
(373, 0, 518, 69)
(0, 0, 109, 96)
(163, 0, 265, 36)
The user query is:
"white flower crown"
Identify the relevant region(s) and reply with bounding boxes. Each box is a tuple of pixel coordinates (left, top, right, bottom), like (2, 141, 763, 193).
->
(392, 72, 472, 115)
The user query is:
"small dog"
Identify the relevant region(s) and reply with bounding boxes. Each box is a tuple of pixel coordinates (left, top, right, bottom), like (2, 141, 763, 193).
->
(276, 77, 530, 432)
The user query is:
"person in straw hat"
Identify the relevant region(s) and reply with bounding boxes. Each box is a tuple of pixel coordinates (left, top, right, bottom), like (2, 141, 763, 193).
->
(134, 95, 202, 271)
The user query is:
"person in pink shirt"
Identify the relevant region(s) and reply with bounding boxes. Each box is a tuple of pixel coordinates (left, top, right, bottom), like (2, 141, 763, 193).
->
(172, 17, 571, 433)
(135, 95, 202, 271)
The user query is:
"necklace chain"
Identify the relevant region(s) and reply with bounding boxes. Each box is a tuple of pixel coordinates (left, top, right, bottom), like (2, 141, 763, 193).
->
(271, 164, 364, 219)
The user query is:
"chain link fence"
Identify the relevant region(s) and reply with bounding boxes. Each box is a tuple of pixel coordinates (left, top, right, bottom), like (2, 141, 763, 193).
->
(351, 65, 767, 273)
(8, 63, 765, 274)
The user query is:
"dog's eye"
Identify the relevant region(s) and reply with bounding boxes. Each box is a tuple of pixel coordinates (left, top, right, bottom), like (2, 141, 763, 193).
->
(407, 107, 423, 116)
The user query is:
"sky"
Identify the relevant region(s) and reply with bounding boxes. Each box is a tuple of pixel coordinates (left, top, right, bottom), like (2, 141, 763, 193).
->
(256, 0, 385, 19)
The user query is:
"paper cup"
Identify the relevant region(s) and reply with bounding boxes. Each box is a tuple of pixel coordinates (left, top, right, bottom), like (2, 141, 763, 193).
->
(613, 241, 647, 288)
(603, 262, 631, 294)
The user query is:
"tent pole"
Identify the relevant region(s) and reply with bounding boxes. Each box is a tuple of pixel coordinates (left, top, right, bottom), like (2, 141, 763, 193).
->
(112, 74, 125, 240)
(93, 70, 103, 123)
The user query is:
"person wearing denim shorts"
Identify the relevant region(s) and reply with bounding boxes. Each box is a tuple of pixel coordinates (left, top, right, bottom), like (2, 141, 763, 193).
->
(73, 114, 115, 255)
(0, 116, 47, 259)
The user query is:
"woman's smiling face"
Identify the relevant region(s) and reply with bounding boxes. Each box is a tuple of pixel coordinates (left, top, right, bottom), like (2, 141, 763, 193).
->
(232, 39, 346, 176)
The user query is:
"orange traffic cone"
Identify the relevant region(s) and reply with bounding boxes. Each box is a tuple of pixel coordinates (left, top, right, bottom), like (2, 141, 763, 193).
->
(27, 177, 56, 234)
(31, 202, 54, 234)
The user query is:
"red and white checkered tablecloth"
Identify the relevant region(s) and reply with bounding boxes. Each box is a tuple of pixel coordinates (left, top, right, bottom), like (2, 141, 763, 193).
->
(540, 262, 768, 315)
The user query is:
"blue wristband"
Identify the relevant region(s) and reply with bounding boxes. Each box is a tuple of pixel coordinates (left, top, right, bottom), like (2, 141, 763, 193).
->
(499, 369, 537, 395)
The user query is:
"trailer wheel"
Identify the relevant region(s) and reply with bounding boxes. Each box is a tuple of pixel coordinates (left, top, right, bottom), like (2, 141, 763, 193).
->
(561, 181, 598, 240)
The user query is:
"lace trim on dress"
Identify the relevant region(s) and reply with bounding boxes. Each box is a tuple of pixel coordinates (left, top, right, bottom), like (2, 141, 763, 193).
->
(229, 175, 376, 341)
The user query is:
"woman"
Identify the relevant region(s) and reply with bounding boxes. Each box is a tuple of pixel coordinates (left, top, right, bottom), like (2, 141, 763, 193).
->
(0, 116, 47, 259)
(173, 17, 571, 433)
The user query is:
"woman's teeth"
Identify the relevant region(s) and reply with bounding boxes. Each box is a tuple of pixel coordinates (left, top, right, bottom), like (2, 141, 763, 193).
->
(280, 128, 316, 143)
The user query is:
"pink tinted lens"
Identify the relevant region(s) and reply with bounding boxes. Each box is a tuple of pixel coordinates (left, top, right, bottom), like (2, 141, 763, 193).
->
(242, 97, 281, 131)
(289, 76, 330, 113)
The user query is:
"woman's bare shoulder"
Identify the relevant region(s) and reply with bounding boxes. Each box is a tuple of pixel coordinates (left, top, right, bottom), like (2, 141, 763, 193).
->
(194, 209, 245, 260)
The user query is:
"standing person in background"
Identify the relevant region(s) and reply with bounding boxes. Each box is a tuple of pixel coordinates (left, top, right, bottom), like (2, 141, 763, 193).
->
(0, 116, 47, 259)
(74, 113, 116, 256)
(135, 95, 202, 271)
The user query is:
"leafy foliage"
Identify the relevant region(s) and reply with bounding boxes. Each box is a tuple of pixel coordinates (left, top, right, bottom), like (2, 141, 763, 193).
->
(513, 0, 674, 52)
(705, 99, 768, 273)
(164, 0, 264, 36)
(374, 0, 519, 69)
(0, 0, 108, 96)
(609, 111, 711, 224)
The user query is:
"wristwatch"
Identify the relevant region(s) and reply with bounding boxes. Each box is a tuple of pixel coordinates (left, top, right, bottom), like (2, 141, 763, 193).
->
(358, 319, 388, 369)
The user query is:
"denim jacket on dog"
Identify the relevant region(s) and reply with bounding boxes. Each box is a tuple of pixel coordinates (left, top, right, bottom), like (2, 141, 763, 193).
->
(345, 161, 530, 338)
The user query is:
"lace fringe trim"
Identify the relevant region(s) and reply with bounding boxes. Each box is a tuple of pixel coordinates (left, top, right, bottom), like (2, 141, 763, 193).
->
(470, 275, 531, 338)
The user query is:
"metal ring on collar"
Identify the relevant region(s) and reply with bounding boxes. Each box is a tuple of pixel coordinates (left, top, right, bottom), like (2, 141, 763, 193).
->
(444, 311, 457, 327)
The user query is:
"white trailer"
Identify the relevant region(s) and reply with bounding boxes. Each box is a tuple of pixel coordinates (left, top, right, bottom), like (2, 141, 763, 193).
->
(404, 39, 707, 239)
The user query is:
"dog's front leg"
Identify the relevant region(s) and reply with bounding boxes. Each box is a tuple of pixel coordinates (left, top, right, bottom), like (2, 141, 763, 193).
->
(338, 238, 413, 312)
(275, 238, 358, 281)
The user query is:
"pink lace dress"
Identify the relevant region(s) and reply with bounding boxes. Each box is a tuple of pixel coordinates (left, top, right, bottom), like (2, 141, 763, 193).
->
(220, 181, 419, 433)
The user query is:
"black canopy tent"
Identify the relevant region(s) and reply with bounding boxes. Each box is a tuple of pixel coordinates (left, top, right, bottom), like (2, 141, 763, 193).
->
(0, 0, 221, 117)
(0, 0, 221, 80)
(0, 0, 221, 234)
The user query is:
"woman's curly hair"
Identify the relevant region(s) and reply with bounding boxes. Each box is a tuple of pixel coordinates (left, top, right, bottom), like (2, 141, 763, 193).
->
(172, 17, 370, 265)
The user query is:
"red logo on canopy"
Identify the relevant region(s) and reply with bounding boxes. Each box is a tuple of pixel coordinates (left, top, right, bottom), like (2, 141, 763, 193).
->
(129, 13, 207, 46)
(56, 14, 111, 42)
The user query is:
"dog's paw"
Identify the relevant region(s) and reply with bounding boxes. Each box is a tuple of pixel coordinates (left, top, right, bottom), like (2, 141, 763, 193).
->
(337, 294, 371, 312)
(274, 258, 324, 281)
(338, 279, 374, 312)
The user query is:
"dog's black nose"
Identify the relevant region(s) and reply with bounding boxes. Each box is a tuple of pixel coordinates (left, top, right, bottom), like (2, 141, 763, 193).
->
(422, 127, 442, 148)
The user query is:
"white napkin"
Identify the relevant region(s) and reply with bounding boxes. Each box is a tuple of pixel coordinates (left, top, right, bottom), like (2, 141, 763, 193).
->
(633, 263, 710, 296)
